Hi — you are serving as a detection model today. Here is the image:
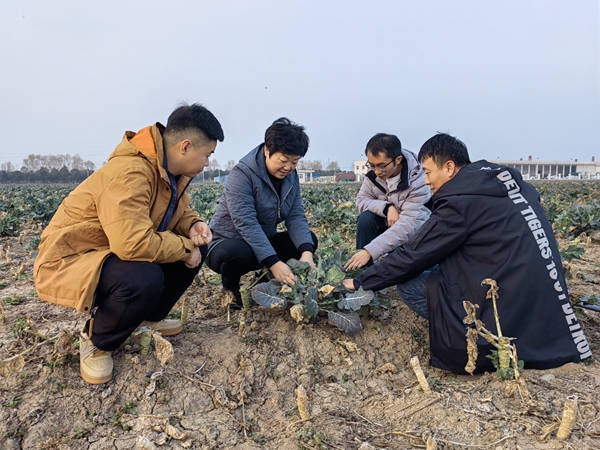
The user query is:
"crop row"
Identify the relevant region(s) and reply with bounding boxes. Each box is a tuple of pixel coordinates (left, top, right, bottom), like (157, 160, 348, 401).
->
(1, 180, 600, 240)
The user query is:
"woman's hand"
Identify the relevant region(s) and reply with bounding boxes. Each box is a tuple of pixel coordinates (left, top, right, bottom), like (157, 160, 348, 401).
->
(299, 251, 316, 269)
(270, 261, 297, 286)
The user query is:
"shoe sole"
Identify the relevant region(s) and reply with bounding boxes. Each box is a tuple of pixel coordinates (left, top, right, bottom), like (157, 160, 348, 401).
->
(156, 324, 183, 336)
(133, 324, 184, 337)
(80, 366, 112, 384)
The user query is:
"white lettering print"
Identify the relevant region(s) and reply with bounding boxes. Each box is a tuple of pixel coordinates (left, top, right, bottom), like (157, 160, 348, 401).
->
(497, 170, 591, 360)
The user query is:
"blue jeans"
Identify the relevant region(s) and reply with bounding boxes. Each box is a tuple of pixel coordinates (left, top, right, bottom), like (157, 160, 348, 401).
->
(396, 270, 431, 319)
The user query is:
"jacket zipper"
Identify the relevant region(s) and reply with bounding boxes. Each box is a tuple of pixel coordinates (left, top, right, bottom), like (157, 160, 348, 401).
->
(278, 183, 294, 220)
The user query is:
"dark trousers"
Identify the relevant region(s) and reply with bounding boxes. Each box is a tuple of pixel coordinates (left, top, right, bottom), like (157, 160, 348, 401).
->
(90, 249, 205, 351)
(206, 231, 318, 299)
(356, 211, 388, 265)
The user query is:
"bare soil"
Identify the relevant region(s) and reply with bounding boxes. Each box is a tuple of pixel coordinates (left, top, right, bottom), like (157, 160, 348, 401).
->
(1, 230, 599, 450)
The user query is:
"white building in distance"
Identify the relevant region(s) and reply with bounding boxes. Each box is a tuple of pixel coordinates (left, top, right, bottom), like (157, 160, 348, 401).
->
(489, 159, 600, 180)
(353, 158, 600, 181)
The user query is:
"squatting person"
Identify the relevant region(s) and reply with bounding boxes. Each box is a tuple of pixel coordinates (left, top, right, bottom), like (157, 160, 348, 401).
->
(344, 133, 592, 374)
(206, 117, 318, 308)
(34, 103, 224, 384)
(344, 133, 431, 270)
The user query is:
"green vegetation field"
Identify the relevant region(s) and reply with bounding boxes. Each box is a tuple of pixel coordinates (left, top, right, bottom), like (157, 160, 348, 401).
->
(2, 180, 600, 244)
(1, 180, 600, 449)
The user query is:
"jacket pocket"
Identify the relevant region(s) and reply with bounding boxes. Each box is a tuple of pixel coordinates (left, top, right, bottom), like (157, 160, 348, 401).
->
(447, 282, 469, 320)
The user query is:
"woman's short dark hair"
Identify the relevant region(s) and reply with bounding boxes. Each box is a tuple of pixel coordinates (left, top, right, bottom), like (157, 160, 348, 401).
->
(418, 133, 471, 168)
(264, 117, 309, 157)
(365, 133, 403, 159)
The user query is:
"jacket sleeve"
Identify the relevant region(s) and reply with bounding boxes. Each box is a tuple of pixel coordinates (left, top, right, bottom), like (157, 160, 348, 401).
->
(355, 198, 467, 292)
(96, 165, 195, 263)
(356, 178, 388, 217)
(363, 182, 431, 260)
(225, 166, 278, 263)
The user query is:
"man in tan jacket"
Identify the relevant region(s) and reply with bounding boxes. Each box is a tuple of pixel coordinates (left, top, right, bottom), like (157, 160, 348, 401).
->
(34, 103, 224, 384)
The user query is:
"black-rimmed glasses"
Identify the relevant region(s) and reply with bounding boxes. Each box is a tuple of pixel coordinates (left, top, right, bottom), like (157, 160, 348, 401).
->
(365, 160, 394, 172)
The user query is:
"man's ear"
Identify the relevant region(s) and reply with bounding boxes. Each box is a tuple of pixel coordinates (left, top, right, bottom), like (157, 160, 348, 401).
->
(446, 160, 459, 178)
(180, 139, 193, 155)
(263, 145, 270, 158)
(396, 155, 403, 165)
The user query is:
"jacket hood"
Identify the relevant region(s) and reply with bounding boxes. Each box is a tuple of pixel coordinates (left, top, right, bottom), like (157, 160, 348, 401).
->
(108, 123, 170, 181)
(430, 160, 517, 202)
(239, 144, 268, 177)
(109, 123, 166, 164)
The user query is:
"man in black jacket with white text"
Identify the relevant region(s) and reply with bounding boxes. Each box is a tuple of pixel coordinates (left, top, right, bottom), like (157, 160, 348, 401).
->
(344, 133, 592, 374)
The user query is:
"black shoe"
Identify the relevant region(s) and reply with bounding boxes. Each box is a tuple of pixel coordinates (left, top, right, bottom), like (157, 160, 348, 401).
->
(229, 295, 244, 310)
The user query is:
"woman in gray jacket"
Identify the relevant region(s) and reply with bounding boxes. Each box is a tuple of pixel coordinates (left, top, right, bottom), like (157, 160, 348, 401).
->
(345, 133, 431, 270)
(207, 118, 317, 307)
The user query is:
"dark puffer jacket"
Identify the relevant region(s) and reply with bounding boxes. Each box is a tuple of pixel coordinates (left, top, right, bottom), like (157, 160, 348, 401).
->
(208, 144, 313, 264)
(355, 160, 592, 374)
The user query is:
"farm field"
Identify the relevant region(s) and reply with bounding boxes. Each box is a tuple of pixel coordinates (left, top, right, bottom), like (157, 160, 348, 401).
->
(1, 181, 600, 449)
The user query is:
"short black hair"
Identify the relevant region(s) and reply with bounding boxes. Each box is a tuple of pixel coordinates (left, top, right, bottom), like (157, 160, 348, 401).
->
(418, 133, 471, 169)
(164, 103, 224, 144)
(365, 133, 403, 159)
(264, 117, 309, 157)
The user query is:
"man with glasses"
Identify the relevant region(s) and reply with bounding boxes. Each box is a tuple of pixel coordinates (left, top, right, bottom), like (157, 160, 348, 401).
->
(345, 133, 430, 270)
(344, 133, 591, 374)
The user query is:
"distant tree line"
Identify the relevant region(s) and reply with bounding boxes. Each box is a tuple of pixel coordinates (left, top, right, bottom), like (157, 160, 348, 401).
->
(0, 154, 96, 183)
(0, 155, 343, 184)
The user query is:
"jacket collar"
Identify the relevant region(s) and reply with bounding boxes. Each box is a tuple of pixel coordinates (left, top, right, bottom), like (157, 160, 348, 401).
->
(365, 153, 409, 194)
(240, 144, 296, 192)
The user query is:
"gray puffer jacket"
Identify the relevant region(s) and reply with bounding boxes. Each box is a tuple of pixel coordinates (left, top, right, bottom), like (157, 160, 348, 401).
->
(208, 144, 313, 264)
(357, 149, 431, 260)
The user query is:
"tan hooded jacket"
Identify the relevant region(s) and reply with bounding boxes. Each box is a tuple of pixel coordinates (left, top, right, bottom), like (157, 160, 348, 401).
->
(34, 123, 201, 312)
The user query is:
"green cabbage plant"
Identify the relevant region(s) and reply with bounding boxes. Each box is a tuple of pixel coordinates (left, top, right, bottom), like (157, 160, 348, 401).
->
(250, 250, 389, 335)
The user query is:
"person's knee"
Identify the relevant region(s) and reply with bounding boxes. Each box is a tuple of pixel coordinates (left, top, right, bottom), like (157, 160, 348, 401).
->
(357, 211, 380, 229)
(117, 262, 164, 299)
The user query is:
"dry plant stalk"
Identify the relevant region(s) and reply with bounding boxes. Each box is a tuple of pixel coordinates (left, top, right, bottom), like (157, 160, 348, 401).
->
(426, 437, 437, 450)
(0, 334, 59, 378)
(220, 289, 235, 323)
(133, 329, 174, 365)
(238, 288, 251, 337)
(410, 356, 431, 394)
(0, 302, 5, 322)
(556, 395, 578, 440)
(463, 279, 520, 379)
(296, 384, 310, 420)
(139, 330, 152, 355)
(180, 297, 190, 325)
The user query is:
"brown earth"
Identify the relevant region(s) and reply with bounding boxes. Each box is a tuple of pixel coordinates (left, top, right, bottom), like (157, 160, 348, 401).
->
(1, 230, 599, 450)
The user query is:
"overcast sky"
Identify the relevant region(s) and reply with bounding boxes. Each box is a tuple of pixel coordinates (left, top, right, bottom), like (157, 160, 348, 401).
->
(1, 1, 598, 171)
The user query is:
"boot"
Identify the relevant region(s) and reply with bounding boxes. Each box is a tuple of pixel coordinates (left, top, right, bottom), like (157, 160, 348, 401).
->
(79, 330, 113, 384)
(136, 319, 183, 336)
